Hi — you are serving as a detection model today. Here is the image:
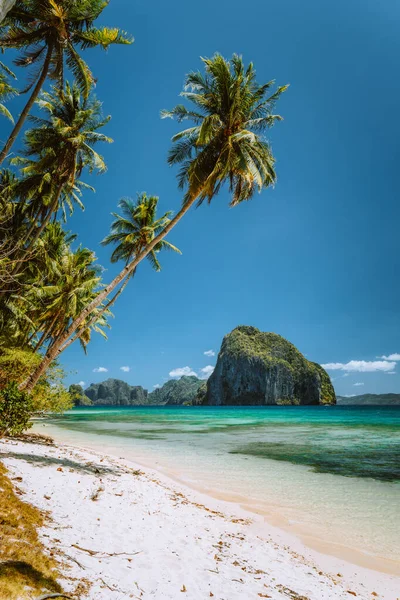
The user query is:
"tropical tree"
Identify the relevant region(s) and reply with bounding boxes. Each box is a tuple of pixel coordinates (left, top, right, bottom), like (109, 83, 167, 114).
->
(102, 194, 181, 269)
(0, 63, 16, 122)
(0, 0, 132, 165)
(21, 53, 288, 392)
(9, 81, 111, 262)
(58, 193, 181, 355)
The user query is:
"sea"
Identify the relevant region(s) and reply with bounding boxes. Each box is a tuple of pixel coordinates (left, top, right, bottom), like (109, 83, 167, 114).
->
(36, 405, 400, 575)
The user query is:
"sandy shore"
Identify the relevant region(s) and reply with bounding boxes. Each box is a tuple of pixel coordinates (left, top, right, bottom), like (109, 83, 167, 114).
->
(0, 437, 398, 600)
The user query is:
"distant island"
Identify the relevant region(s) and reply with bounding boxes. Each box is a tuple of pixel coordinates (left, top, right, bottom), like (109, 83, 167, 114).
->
(337, 394, 400, 406)
(205, 326, 335, 405)
(70, 327, 400, 408)
(71, 326, 341, 407)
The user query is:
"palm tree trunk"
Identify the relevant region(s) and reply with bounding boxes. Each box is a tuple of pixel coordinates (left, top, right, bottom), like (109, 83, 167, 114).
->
(20, 195, 198, 393)
(0, 42, 53, 166)
(26, 182, 64, 250)
(9, 182, 64, 283)
(34, 310, 61, 352)
(59, 271, 135, 353)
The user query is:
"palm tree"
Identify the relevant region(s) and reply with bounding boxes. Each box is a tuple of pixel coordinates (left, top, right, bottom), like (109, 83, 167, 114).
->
(13, 81, 112, 251)
(58, 194, 181, 355)
(102, 194, 181, 269)
(0, 0, 132, 165)
(0, 62, 16, 122)
(21, 53, 288, 392)
(0, 223, 76, 349)
(30, 245, 104, 352)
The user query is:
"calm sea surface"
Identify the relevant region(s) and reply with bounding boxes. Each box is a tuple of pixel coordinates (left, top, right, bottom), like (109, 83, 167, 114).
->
(38, 406, 400, 574)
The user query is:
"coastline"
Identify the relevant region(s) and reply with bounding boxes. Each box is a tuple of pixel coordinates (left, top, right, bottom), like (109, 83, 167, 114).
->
(0, 436, 398, 599)
(32, 418, 400, 578)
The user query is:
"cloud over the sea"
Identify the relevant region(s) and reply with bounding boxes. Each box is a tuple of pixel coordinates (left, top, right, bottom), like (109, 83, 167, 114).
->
(169, 366, 197, 378)
(200, 365, 214, 379)
(378, 353, 400, 361)
(353, 382, 364, 386)
(120, 366, 130, 373)
(322, 360, 396, 373)
(204, 350, 215, 357)
(93, 367, 108, 373)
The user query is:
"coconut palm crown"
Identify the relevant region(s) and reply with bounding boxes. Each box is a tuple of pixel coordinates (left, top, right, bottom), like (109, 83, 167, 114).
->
(161, 53, 288, 206)
(14, 81, 112, 222)
(0, 0, 132, 97)
(0, 0, 132, 165)
(102, 194, 181, 272)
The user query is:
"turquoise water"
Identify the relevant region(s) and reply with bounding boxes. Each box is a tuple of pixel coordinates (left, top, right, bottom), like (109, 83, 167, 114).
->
(38, 406, 400, 573)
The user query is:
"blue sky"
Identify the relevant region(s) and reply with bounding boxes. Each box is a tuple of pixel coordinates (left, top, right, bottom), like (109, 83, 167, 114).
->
(2, 0, 400, 396)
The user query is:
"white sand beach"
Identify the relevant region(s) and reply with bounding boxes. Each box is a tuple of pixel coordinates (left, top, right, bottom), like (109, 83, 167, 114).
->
(1, 436, 398, 600)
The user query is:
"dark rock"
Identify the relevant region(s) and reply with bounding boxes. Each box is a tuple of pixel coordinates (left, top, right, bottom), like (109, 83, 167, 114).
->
(84, 378, 149, 406)
(206, 326, 336, 406)
(148, 376, 204, 405)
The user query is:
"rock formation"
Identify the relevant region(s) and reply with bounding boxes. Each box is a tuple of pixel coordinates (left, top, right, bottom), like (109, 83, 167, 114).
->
(206, 326, 336, 406)
(148, 376, 204, 405)
(84, 378, 149, 406)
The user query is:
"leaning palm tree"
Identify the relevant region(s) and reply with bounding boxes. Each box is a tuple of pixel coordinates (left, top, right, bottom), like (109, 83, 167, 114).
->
(13, 81, 112, 249)
(0, 63, 16, 122)
(0, 0, 132, 165)
(102, 194, 181, 269)
(58, 194, 181, 355)
(21, 53, 288, 392)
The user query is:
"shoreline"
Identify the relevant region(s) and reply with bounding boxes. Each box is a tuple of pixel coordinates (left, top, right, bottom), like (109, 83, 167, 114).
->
(33, 420, 400, 578)
(1, 436, 399, 599)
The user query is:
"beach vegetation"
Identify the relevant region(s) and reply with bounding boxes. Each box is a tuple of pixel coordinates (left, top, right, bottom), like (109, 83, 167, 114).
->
(0, 0, 132, 165)
(69, 383, 92, 406)
(0, 382, 33, 436)
(0, 462, 64, 598)
(0, 349, 72, 434)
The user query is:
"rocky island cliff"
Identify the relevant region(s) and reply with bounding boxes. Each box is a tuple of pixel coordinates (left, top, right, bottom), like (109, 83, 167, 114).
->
(148, 376, 204, 405)
(205, 326, 335, 406)
(84, 378, 149, 406)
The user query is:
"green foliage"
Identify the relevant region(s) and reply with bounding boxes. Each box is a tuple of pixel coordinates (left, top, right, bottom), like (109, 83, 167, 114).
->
(0, 382, 33, 436)
(0, 0, 132, 99)
(68, 383, 92, 406)
(162, 53, 288, 206)
(221, 326, 336, 405)
(102, 193, 181, 271)
(0, 348, 73, 414)
(0, 62, 17, 122)
(312, 362, 336, 405)
(13, 81, 112, 223)
(149, 376, 204, 405)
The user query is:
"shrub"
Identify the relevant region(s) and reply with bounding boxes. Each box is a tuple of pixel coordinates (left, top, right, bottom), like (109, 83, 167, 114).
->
(0, 348, 73, 414)
(0, 382, 34, 437)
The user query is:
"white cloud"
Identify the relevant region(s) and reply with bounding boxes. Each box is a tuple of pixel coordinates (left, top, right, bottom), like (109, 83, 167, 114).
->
(204, 349, 215, 357)
(200, 365, 214, 379)
(378, 353, 400, 361)
(153, 384, 161, 389)
(322, 360, 396, 373)
(353, 382, 364, 387)
(169, 366, 197, 378)
(93, 367, 108, 373)
(120, 366, 130, 373)
(386, 371, 396, 375)
(344, 394, 356, 398)
(78, 381, 85, 387)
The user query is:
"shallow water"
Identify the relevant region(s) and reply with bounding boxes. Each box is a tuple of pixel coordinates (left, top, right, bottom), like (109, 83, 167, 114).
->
(37, 405, 400, 574)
